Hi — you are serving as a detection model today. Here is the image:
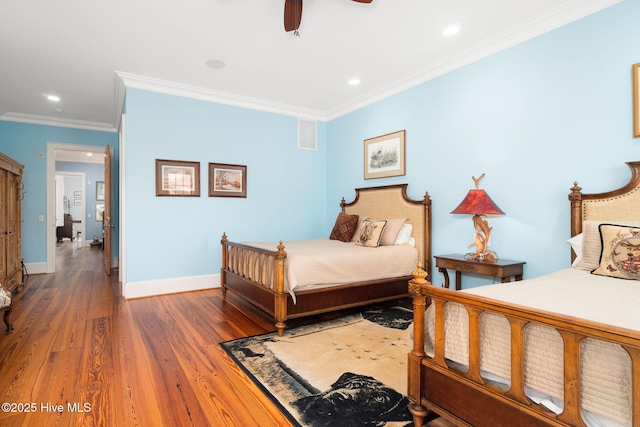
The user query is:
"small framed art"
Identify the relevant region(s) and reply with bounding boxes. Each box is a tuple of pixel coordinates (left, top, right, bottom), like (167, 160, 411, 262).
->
(155, 159, 200, 196)
(209, 163, 247, 198)
(363, 130, 406, 179)
(634, 63, 640, 138)
(96, 181, 105, 201)
(96, 203, 104, 222)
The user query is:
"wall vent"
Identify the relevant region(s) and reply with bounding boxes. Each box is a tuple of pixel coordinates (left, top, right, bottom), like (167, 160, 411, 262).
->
(298, 119, 317, 151)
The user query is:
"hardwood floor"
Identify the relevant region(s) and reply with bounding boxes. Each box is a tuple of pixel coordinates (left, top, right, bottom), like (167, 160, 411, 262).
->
(0, 243, 453, 427)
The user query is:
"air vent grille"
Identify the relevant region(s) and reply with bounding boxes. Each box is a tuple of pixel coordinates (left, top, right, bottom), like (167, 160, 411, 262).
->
(298, 119, 317, 151)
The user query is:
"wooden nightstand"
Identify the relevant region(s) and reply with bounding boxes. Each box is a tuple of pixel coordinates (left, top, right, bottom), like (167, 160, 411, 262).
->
(434, 254, 526, 290)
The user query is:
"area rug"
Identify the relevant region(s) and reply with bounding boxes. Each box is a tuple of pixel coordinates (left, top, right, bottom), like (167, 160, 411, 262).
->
(220, 307, 432, 427)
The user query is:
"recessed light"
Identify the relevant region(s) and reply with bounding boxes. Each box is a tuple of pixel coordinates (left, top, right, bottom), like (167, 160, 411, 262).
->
(348, 77, 361, 86)
(206, 59, 226, 69)
(442, 25, 460, 37)
(45, 94, 61, 102)
(86, 153, 93, 157)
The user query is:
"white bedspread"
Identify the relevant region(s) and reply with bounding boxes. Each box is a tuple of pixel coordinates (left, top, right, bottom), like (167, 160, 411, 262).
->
(243, 239, 418, 299)
(424, 268, 640, 426)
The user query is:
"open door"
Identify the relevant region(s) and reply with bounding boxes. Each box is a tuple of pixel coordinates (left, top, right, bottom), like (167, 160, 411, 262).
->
(103, 145, 112, 276)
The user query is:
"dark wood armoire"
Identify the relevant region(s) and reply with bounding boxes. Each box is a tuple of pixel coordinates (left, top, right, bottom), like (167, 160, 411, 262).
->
(0, 153, 24, 293)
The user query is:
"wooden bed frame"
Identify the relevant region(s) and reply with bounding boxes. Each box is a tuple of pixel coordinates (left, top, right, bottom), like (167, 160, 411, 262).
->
(221, 184, 432, 336)
(408, 162, 640, 427)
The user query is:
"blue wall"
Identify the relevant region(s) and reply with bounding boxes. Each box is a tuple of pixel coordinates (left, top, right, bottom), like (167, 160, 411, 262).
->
(0, 121, 118, 264)
(327, 0, 640, 287)
(123, 89, 327, 282)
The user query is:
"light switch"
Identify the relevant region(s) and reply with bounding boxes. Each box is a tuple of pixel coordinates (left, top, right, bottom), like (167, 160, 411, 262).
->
(38, 215, 44, 222)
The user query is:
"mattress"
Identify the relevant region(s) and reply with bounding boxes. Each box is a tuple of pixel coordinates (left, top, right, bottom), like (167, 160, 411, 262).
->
(424, 268, 640, 426)
(243, 238, 418, 299)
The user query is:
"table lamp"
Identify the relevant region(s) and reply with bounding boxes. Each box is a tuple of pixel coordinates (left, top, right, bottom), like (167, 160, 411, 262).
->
(450, 173, 504, 261)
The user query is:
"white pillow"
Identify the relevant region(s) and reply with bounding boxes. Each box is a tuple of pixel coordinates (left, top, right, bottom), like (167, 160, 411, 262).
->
(567, 233, 583, 267)
(380, 218, 408, 246)
(350, 216, 369, 242)
(393, 224, 413, 245)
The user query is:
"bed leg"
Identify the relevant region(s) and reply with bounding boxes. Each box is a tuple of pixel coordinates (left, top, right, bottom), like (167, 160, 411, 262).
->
(274, 285, 287, 337)
(408, 402, 429, 427)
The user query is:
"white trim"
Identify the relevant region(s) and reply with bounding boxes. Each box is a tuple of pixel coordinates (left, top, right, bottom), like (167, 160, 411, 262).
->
(1, 112, 117, 133)
(23, 262, 47, 275)
(123, 274, 220, 299)
(118, 114, 127, 295)
(116, 71, 326, 122)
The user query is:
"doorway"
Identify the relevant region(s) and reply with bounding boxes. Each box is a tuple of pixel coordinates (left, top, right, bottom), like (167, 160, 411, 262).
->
(54, 172, 86, 245)
(46, 143, 106, 273)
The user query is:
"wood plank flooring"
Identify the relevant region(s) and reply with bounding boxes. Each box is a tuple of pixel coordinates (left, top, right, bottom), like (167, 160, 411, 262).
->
(0, 243, 452, 427)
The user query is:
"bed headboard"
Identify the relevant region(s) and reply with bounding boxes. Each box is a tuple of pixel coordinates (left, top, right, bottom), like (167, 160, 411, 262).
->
(569, 160, 640, 262)
(341, 184, 432, 275)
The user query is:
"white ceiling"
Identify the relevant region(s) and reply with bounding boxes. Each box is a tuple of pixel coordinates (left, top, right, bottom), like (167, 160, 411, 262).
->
(0, 0, 619, 132)
(55, 149, 106, 164)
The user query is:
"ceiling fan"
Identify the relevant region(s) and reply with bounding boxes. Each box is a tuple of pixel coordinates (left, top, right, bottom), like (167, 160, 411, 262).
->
(284, 0, 373, 33)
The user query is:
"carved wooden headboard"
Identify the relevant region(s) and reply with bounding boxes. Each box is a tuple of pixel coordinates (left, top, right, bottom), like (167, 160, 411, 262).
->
(341, 184, 432, 275)
(569, 161, 640, 262)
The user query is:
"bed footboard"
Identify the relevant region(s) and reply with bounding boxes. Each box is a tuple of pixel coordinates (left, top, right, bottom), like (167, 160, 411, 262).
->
(407, 266, 640, 427)
(221, 233, 289, 335)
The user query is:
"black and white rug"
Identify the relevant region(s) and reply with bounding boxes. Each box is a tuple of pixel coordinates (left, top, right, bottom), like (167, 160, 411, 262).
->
(220, 307, 423, 427)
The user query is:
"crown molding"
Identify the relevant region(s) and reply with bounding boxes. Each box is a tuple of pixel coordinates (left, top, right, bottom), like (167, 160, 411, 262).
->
(115, 71, 327, 122)
(325, 0, 622, 120)
(0, 112, 117, 133)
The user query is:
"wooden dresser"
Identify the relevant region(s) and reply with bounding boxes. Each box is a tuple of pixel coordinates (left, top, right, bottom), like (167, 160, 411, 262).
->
(0, 153, 24, 293)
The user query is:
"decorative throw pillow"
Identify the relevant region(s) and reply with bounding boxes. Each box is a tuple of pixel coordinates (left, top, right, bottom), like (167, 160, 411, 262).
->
(380, 218, 408, 246)
(329, 213, 359, 242)
(574, 220, 640, 271)
(350, 216, 369, 242)
(592, 224, 640, 280)
(355, 219, 387, 248)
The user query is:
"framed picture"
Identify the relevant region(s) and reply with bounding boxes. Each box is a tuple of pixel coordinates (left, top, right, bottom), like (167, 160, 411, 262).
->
(363, 130, 406, 179)
(634, 63, 640, 138)
(96, 181, 105, 200)
(155, 159, 200, 197)
(208, 163, 247, 198)
(74, 198, 82, 206)
(74, 191, 82, 197)
(96, 203, 104, 222)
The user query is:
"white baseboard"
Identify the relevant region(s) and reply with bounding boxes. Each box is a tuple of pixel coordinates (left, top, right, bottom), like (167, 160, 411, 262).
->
(23, 262, 47, 275)
(123, 273, 221, 299)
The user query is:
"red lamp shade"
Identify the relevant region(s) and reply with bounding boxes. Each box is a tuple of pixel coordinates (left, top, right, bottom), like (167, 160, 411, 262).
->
(450, 189, 505, 215)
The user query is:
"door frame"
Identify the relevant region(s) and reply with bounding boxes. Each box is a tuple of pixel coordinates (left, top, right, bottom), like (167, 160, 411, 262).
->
(46, 142, 106, 273)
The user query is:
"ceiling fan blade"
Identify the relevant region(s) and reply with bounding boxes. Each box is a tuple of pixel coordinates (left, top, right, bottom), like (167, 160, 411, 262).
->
(352, 0, 373, 3)
(284, 0, 303, 32)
